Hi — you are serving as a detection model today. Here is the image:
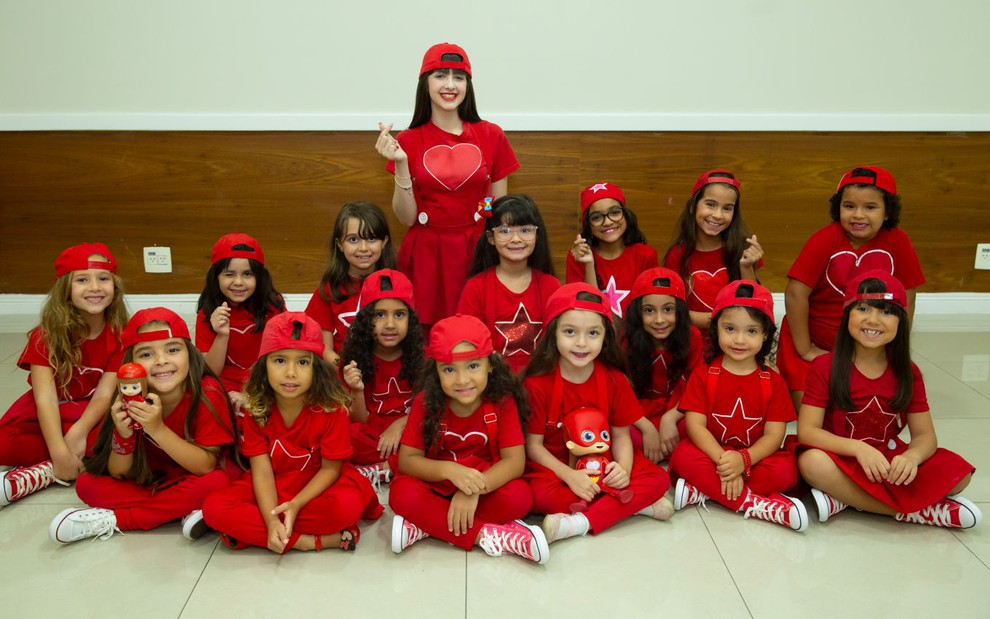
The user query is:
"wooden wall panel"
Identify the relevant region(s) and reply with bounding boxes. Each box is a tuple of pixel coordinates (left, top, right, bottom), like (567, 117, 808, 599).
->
(1, 131, 988, 295)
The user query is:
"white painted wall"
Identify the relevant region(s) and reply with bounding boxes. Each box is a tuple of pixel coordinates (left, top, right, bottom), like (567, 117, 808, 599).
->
(1, 0, 987, 130)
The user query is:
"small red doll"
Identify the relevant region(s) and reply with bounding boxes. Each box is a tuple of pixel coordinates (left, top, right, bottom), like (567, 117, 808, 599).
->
(117, 362, 148, 430)
(562, 406, 634, 513)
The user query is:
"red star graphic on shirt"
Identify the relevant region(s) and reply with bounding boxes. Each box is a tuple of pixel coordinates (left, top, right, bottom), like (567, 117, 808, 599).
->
(602, 276, 630, 317)
(845, 396, 899, 445)
(371, 376, 413, 417)
(711, 397, 762, 447)
(646, 354, 669, 398)
(494, 302, 543, 358)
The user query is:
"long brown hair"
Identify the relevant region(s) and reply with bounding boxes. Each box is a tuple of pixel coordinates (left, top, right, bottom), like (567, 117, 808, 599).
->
(520, 312, 626, 381)
(242, 352, 350, 427)
(318, 202, 396, 304)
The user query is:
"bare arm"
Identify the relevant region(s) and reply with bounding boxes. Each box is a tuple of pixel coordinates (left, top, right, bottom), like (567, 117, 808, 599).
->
(784, 278, 826, 361)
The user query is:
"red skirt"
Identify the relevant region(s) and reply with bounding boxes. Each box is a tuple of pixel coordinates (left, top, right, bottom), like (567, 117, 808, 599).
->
(398, 223, 478, 326)
(777, 318, 816, 392)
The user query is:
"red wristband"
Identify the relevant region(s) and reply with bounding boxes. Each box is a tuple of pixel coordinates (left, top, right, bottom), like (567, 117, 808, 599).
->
(739, 448, 752, 478)
(111, 429, 137, 455)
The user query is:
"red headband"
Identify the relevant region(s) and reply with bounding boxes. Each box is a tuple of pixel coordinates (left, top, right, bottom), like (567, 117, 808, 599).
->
(258, 312, 325, 359)
(544, 283, 611, 325)
(211, 232, 265, 265)
(843, 269, 908, 309)
(692, 169, 741, 197)
(710, 280, 774, 322)
(625, 268, 687, 313)
(580, 182, 626, 214)
(54, 243, 118, 279)
(836, 165, 897, 195)
(420, 42, 472, 77)
(428, 315, 494, 363)
(121, 308, 191, 350)
(360, 269, 415, 310)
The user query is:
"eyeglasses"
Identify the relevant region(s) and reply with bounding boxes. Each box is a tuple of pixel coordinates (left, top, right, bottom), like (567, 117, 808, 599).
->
(588, 207, 624, 226)
(492, 225, 539, 240)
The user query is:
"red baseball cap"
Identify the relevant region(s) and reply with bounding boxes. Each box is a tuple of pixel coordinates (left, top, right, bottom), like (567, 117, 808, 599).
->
(843, 269, 908, 310)
(836, 165, 897, 195)
(117, 362, 147, 380)
(710, 280, 774, 322)
(54, 243, 117, 279)
(258, 312, 325, 359)
(211, 232, 265, 265)
(544, 283, 611, 325)
(360, 269, 415, 310)
(420, 42, 471, 77)
(692, 169, 741, 197)
(428, 314, 493, 363)
(580, 182, 626, 214)
(121, 308, 191, 350)
(625, 268, 687, 312)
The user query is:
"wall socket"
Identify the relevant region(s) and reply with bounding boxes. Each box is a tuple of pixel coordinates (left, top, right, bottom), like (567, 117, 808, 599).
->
(143, 247, 173, 273)
(976, 244, 990, 270)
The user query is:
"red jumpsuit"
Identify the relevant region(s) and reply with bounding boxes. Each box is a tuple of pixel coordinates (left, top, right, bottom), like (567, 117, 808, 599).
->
(203, 402, 382, 551)
(524, 363, 670, 534)
(389, 394, 533, 550)
(196, 304, 285, 393)
(349, 355, 413, 465)
(0, 325, 122, 465)
(74, 378, 236, 530)
(566, 243, 658, 317)
(456, 268, 561, 373)
(668, 360, 798, 511)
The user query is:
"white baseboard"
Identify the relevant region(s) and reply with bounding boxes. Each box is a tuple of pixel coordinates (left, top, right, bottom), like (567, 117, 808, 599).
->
(1, 293, 987, 332)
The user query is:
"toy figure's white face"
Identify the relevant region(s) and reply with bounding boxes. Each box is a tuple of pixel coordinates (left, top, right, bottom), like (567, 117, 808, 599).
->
(120, 382, 142, 396)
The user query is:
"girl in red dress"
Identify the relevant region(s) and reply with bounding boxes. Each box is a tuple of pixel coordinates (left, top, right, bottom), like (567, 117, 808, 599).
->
(196, 232, 286, 409)
(458, 194, 561, 373)
(50, 308, 238, 543)
(621, 268, 703, 463)
(389, 315, 548, 563)
(797, 271, 979, 529)
(0, 243, 127, 507)
(340, 269, 425, 487)
(663, 169, 764, 330)
(202, 312, 383, 552)
(567, 182, 658, 317)
(306, 201, 397, 367)
(669, 281, 806, 531)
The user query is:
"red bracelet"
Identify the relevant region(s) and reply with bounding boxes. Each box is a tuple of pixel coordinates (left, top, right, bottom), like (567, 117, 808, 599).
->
(739, 448, 752, 478)
(111, 429, 137, 455)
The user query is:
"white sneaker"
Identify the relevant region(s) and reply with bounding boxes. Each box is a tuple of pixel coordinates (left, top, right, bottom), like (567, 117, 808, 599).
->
(1, 461, 56, 507)
(391, 514, 429, 554)
(181, 509, 210, 540)
(673, 478, 708, 511)
(50, 507, 121, 544)
(811, 488, 848, 523)
(477, 520, 549, 564)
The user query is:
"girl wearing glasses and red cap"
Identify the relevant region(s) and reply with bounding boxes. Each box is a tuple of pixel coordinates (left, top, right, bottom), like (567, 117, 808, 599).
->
(0, 244, 128, 508)
(375, 43, 520, 330)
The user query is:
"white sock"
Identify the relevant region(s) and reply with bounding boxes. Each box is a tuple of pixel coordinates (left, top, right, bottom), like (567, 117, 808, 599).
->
(548, 512, 590, 541)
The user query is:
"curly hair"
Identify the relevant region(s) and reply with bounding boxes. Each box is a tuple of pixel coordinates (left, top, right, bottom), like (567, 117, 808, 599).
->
(520, 312, 626, 381)
(622, 296, 693, 398)
(417, 353, 528, 454)
(242, 352, 350, 428)
(340, 301, 425, 389)
(828, 169, 902, 229)
(197, 256, 285, 332)
(704, 308, 777, 370)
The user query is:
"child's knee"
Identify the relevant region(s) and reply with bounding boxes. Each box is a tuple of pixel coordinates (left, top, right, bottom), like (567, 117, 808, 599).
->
(797, 449, 835, 484)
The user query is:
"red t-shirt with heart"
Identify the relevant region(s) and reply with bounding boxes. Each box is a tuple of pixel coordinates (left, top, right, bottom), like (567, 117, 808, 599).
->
(663, 244, 763, 315)
(456, 268, 561, 373)
(304, 279, 362, 354)
(565, 243, 659, 317)
(18, 324, 123, 403)
(196, 304, 285, 393)
(787, 223, 924, 349)
(241, 403, 352, 474)
(401, 394, 524, 472)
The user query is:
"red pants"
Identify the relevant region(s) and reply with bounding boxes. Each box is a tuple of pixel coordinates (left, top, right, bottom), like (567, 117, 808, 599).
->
(75, 469, 233, 530)
(349, 421, 392, 466)
(202, 467, 382, 552)
(668, 438, 798, 510)
(526, 453, 669, 534)
(0, 391, 99, 465)
(389, 475, 533, 550)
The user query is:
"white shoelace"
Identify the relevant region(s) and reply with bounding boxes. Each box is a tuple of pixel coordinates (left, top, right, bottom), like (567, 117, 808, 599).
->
(900, 503, 953, 527)
(742, 496, 788, 525)
(402, 521, 428, 549)
(478, 526, 533, 560)
(9, 463, 54, 500)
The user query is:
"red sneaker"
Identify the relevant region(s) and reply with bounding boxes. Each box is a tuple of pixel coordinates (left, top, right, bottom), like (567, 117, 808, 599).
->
(477, 520, 549, 564)
(811, 488, 848, 523)
(738, 491, 808, 532)
(896, 496, 982, 529)
(391, 515, 429, 553)
(1, 461, 56, 506)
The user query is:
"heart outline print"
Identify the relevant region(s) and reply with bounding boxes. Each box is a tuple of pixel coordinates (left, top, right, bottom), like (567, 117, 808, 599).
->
(689, 267, 728, 310)
(440, 430, 488, 461)
(825, 250, 894, 295)
(422, 144, 483, 191)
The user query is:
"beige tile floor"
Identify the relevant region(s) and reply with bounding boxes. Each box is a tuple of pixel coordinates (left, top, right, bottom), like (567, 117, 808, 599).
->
(1, 312, 989, 619)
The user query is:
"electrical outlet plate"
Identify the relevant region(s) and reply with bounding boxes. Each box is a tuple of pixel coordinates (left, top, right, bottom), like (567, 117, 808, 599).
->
(976, 243, 990, 270)
(143, 247, 173, 273)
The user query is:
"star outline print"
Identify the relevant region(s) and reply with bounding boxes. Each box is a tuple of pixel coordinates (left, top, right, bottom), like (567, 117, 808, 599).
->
(711, 397, 762, 447)
(270, 439, 313, 471)
(371, 376, 412, 417)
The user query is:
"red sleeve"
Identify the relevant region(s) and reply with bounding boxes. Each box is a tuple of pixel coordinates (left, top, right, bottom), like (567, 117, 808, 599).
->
(890, 228, 926, 289)
(400, 395, 428, 451)
(801, 355, 833, 408)
(565, 253, 585, 284)
(456, 272, 487, 318)
(17, 328, 50, 371)
(318, 407, 353, 461)
(662, 243, 684, 272)
(190, 381, 235, 448)
(766, 371, 797, 423)
(304, 285, 334, 331)
(240, 415, 270, 458)
(485, 122, 520, 182)
(194, 310, 215, 353)
(636, 243, 660, 270)
(787, 225, 838, 288)
(495, 398, 525, 449)
(906, 363, 930, 413)
(678, 365, 710, 415)
(523, 375, 550, 436)
(607, 368, 645, 427)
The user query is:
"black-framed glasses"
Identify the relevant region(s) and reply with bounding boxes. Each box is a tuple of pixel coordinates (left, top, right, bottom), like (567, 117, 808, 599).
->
(588, 207, 624, 226)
